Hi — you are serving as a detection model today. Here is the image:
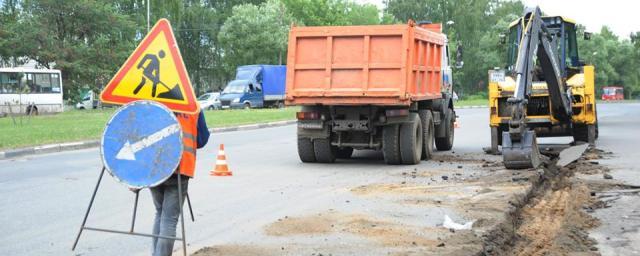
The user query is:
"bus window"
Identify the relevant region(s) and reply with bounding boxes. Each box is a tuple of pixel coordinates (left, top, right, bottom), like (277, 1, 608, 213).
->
(0, 73, 20, 94)
(25, 73, 35, 93)
(35, 73, 53, 93)
(51, 73, 61, 92)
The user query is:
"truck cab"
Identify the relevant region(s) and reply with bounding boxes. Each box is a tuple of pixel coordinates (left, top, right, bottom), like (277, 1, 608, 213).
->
(218, 65, 286, 109)
(219, 79, 262, 109)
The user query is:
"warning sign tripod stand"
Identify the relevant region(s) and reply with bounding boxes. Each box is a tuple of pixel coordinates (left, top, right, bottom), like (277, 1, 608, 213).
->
(71, 167, 195, 256)
(71, 101, 194, 256)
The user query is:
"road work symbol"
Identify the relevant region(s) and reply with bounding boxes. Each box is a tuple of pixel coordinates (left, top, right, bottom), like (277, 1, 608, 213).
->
(101, 100, 183, 189)
(132, 50, 184, 101)
(100, 18, 198, 114)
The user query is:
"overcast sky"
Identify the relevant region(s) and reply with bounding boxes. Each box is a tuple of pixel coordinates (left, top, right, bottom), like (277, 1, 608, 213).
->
(356, 0, 639, 39)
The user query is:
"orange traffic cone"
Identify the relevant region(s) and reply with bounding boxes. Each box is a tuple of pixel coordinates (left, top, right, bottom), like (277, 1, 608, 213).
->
(210, 144, 232, 176)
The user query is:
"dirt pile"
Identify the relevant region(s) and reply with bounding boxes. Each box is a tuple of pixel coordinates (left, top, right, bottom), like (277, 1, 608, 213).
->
(561, 147, 611, 176)
(264, 211, 441, 247)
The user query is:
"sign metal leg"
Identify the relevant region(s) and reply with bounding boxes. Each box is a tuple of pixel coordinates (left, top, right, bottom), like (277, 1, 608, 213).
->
(177, 174, 187, 256)
(72, 166, 106, 251)
(186, 193, 195, 222)
(130, 190, 140, 232)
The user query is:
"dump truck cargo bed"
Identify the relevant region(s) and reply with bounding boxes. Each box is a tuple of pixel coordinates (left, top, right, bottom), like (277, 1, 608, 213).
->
(285, 23, 446, 106)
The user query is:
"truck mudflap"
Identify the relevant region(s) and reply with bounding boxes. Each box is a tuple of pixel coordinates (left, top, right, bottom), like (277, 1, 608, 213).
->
(501, 130, 542, 169)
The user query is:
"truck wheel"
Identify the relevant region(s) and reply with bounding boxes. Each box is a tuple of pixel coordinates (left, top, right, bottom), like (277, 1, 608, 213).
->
(314, 138, 336, 163)
(419, 110, 434, 160)
(336, 147, 354, 159)
(435, 108, 454, 151)
(297, 138, 316, 163)
(244, 103, 251, 109)
(277, 102, 285, 109)
(400, 113, 423, 165)
(382, 124, 402, 165)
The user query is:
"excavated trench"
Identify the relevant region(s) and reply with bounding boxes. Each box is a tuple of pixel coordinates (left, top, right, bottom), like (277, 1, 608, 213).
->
(482, 147, 613, 256)
(191, 147, 625, 256)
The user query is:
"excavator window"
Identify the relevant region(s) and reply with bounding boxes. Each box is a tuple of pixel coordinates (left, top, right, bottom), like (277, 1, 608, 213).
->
(506, 24, 521, 71)
(563, 23, 580, 68)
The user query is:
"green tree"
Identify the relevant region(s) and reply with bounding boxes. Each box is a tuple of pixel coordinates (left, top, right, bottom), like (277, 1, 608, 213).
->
(218, 0, 293, 78)
(2, 0, 137, 102)
(579, 26, 640, 98)
(385, 0, 523, 96)
(0, 0, 25, 67)
(282, 0, 381, 26)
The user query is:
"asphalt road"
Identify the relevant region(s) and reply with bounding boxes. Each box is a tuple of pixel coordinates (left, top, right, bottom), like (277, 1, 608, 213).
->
(0, 103, 637, 255)
(585, 103, 640, 255)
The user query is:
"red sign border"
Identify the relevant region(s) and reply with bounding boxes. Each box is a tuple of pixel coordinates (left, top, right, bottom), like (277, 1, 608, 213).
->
(100, 19, 198, 114)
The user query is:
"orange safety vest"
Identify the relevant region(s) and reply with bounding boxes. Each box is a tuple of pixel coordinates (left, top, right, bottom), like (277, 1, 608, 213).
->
(175, 111, 199, 177)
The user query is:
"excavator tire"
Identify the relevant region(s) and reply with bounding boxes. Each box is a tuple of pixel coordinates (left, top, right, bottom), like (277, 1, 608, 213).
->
(573, 123, 596, 145)
(490, 126, 502, 154)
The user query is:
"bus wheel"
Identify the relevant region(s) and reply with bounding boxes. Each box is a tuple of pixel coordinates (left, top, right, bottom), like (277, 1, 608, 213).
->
(26, 105, 38, 115)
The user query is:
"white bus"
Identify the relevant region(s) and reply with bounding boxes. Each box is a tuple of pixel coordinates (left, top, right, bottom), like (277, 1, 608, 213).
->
(0, 68, 64, 115)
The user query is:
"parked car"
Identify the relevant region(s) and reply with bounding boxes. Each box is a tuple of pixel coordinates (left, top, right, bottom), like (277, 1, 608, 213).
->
(198, 92, 221, 110)
(75, 90, 99, 109)
(218, 65, 286, 109)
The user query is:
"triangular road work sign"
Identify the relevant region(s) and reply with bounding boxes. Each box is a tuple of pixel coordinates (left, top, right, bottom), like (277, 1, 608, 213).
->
(100, 19, 198, 114)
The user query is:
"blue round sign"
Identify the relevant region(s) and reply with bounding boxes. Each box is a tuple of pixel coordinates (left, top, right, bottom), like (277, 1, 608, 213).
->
(101, 100, 183, 188)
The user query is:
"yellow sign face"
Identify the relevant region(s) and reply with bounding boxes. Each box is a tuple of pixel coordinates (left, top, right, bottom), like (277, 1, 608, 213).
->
(101, 19, 198, 114)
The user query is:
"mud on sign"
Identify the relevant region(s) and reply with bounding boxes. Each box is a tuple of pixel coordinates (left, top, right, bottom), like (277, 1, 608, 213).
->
(100, 18, 198, 114)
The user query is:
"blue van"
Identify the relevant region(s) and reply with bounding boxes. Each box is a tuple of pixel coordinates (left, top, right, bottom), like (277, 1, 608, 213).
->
(218, 65, 286, 109)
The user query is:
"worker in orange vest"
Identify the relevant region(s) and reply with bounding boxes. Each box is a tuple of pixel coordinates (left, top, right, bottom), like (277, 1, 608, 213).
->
(149, 110, 209, 256)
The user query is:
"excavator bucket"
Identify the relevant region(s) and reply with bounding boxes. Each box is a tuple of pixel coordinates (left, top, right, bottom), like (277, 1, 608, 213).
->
(501, 130, 542, 169)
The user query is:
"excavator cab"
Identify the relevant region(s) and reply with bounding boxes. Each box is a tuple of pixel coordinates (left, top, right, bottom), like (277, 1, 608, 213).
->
(505, 16, 580, 80)
(488, 7, 597, 169)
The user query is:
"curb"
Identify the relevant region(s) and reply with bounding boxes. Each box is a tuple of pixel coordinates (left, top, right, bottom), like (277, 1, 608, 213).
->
(209, 120, 297, 133)
(0, 119, 297, 160)
(455, 105, 488, 109)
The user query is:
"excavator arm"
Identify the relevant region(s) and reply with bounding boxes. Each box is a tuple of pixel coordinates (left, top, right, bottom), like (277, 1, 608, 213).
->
(502, 7, 573, 169)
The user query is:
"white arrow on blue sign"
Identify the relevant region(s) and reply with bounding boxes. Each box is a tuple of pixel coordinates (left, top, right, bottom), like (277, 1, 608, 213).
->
(101, 100, 183, 189)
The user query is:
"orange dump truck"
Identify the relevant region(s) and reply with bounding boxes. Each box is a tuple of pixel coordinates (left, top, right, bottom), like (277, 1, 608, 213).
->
(286, 21, 457, 165)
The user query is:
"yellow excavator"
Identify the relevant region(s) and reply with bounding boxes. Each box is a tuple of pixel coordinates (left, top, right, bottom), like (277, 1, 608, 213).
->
(487, 7, 598, 169)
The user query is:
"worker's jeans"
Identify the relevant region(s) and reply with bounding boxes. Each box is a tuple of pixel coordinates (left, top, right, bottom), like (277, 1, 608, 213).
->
(150, 174, 189, 256)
